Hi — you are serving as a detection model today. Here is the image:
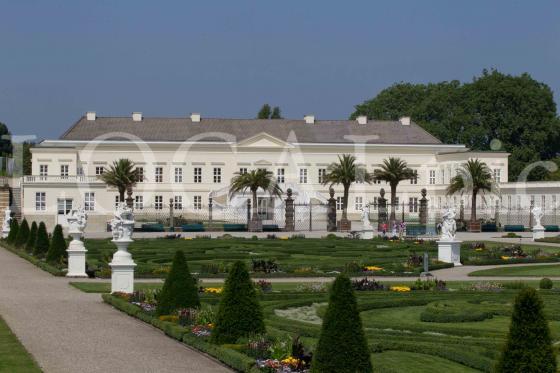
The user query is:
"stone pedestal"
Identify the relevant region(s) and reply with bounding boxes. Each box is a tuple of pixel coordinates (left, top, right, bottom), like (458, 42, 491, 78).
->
(284, 189, 294, 232)
(110, 240, 136, 294)
(66, 231, 87, 278)
(1, 227, 9, 239)
(437, 240, 462, 266)
(533, 226, 545, 241)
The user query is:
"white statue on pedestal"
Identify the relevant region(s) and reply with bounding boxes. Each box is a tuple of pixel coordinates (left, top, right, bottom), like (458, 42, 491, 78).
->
(531, 206, 544, 229)
(440, 207, 457, 241)
(109, 203, 136, 293)
(66, 206, 88, 277)
(361, 205, 372, 229)
(2, 209, 11, 239)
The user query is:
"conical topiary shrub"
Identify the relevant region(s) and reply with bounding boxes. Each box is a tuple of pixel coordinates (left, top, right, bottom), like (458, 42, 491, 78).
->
(15, 219, 30, 248)
(311, 274, 373, 373)
(26, 221, 37, 252)
(211, 261, 265, 344)
(46, 224, 67, 264)
(496, 287, 556, 373)
(6, 218, 18, 243)
(156, 250, 200, 316)
(33, 222, 49, 257)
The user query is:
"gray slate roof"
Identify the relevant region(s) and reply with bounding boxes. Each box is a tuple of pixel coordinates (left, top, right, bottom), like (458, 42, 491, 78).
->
(59, 116, 442, 145)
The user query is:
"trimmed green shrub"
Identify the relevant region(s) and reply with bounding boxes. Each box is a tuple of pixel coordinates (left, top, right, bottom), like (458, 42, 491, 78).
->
(46, 224, 67, 264)
(539, 278, 553, 290)
(25, 221, 37, 252)
(496, 287, 556, 373)
(33, 222, 49, 257)
(420, 301, 493, 323)
(311, 274, 373, 373)
(211, 261, 265, 344)
(6, 218, 18, 243)
(156, 250, 200, 316)
(15, 219, 30, 248)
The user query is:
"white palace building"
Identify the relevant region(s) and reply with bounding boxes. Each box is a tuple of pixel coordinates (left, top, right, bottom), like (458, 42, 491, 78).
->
(20, 112, 560, 232)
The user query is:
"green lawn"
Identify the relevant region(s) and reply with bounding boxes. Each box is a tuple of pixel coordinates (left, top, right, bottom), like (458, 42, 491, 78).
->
(469, 264, 560, 277)
(373, 351, 480, 373)
(0, 316, 41, 373)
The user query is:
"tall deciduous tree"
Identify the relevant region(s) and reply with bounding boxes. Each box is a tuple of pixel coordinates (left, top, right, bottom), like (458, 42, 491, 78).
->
(373, 157, 414, 223)
(271, 106, 282, 119)
(0, 122, 13, 157)
(257, 104, 272, 119)
(351, 69, 560, 181)
(323, 154, 373, 222)
(446, 159, 497, 223)
(100, 159, 139, 202)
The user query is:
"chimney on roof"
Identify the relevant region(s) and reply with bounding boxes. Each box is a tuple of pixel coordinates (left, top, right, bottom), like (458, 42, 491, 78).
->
(356, 116, 367, 125)
(399, 116, 411, 126)
(132, 112, 143, 122)
(190, 113, 201, 122)
(86, 111, 96, 121)
(304, 115, 315, 124)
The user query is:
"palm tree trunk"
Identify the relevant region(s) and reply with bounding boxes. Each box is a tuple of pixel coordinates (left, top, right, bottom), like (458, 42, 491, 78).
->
(390, 184, 397, 224)
(342, 185, 349, 221)
(250, 191, 261, 232)
(471, 192, 477, 223)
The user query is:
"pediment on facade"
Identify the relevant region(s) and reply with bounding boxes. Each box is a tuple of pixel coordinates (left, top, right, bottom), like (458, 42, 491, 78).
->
(236, 132, 292, 149)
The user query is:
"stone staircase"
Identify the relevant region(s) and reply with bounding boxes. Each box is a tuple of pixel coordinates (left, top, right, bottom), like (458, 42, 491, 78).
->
(10, 187, 22, 221)
(0, 186, 10, 227)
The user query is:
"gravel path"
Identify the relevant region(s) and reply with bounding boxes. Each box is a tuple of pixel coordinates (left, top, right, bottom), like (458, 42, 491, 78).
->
(0, 247, 231, 373)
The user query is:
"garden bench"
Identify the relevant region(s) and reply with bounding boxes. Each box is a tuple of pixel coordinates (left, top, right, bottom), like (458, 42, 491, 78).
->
(223, 224, 247, 231)
(504, 225, 525, 232)
(141, 223, 165, 232)
(181, 224, 205, 232)
(544, 225, 560, 232)
(406, 225, 427, 236)
(481, 223, 497, 232)
(262, 224, 279, 232)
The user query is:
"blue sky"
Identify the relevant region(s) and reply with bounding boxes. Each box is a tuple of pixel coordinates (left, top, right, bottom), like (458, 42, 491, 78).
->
(1, 0, 558, 139)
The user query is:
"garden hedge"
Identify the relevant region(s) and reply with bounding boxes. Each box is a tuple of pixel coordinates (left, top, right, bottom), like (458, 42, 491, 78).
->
(25, 221, 37, 252)
(15, 219, 30, 248)
(6, 218, 18, 243)
(33, 222, 49, 257)
(46, 224, 67, 264)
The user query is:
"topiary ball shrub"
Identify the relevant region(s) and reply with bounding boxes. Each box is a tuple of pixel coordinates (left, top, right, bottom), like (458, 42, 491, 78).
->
(46, 224, 67, 264)
(15, 219, 30, 248)
(33, 222, 49, 257)
(6, 218, 19, 243)
(26, 221, 37, 253)
(211, 261, 265, 344)
(156, 250, 200, 316)
(539, 278, 553, 290)
(311, 274, 373, 373)
(496, 287, 556, 373)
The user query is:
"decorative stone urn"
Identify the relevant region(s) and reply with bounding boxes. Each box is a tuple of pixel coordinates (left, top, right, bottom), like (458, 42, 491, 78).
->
(531, 205, 545, 241)
(109, 203, 137, 293)
(437, 206, 462, 266)
(66, 206, 88, 277)
(1, 208, 11, 239)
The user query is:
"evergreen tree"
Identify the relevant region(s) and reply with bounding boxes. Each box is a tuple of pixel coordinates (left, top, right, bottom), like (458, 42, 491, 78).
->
(15, 219, 30, 248)
(496, 287, 556, 373)
(6, 218, 18, 243)
(257, 104, 272, 119)
(46, 224, 67, 264)
(26, 221, 37, 252)
(156, 250, 200, 316)
(33, 222, 49, 257)
(271, 106, 283, 119)
(211, 261, 265, 344)
(311, 274, 373, 373)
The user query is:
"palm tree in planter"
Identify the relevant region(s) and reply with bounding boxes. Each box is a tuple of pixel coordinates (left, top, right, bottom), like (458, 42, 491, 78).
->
(373, 157, 414, 224)
(100, 159, 139, 207)
(323, 154, 373, 230)
(446, 159, 497, 232)
(229, 169, 283, 232)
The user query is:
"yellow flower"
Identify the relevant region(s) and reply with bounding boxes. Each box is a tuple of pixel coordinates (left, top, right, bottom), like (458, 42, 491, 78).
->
(475, 248, 484, 252)
(204, 287, 223, 294)
(390, 286, 411, 292)
(501, 256, 511, 260)
(184, 237, 193, 240)
(364, 266, 384, 271)
(279, 236, 289, 240)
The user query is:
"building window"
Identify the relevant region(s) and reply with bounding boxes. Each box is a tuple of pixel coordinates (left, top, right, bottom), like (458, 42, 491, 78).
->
(60, 165, 69, 178)
(493, 168, 501, 183)
(336, 196, 344, 211)
(57, 198, 72, 215)
(409, 197, 418, 212)
(95, 166, 104, 176)
(372, 169, 381, 184)
(355, 196, 363, 211)
(174, 167, 183, 183)
(193, 195, 202, 210)
(299, 169, 308, 184)
(39, 164, 48, 177)
(213, 168, 222, 183)
(154, 195, 163, 210)
(276, 168, 285, 183)
(239, 168, 248, 175)
(155, 167, 163, 183)
(194, 167, 202, 183)
(174, 196, 183, 210)
(257, 197, 272, 220)
(542, 195, 546, 208)
(429, 170, 436, 185)
(84, 192, 95, 211)
(410, 170, 418, 184)
(441, 169, 445, 184)
(318, 169, 326, 184)
(77, 167, 84, 176)
(135, 195, 144, 210)
(115, 195, 120, 208)
(136, 167, 144, 182)
(35, 192, 46, 211)
(372, 196, 378, 210)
